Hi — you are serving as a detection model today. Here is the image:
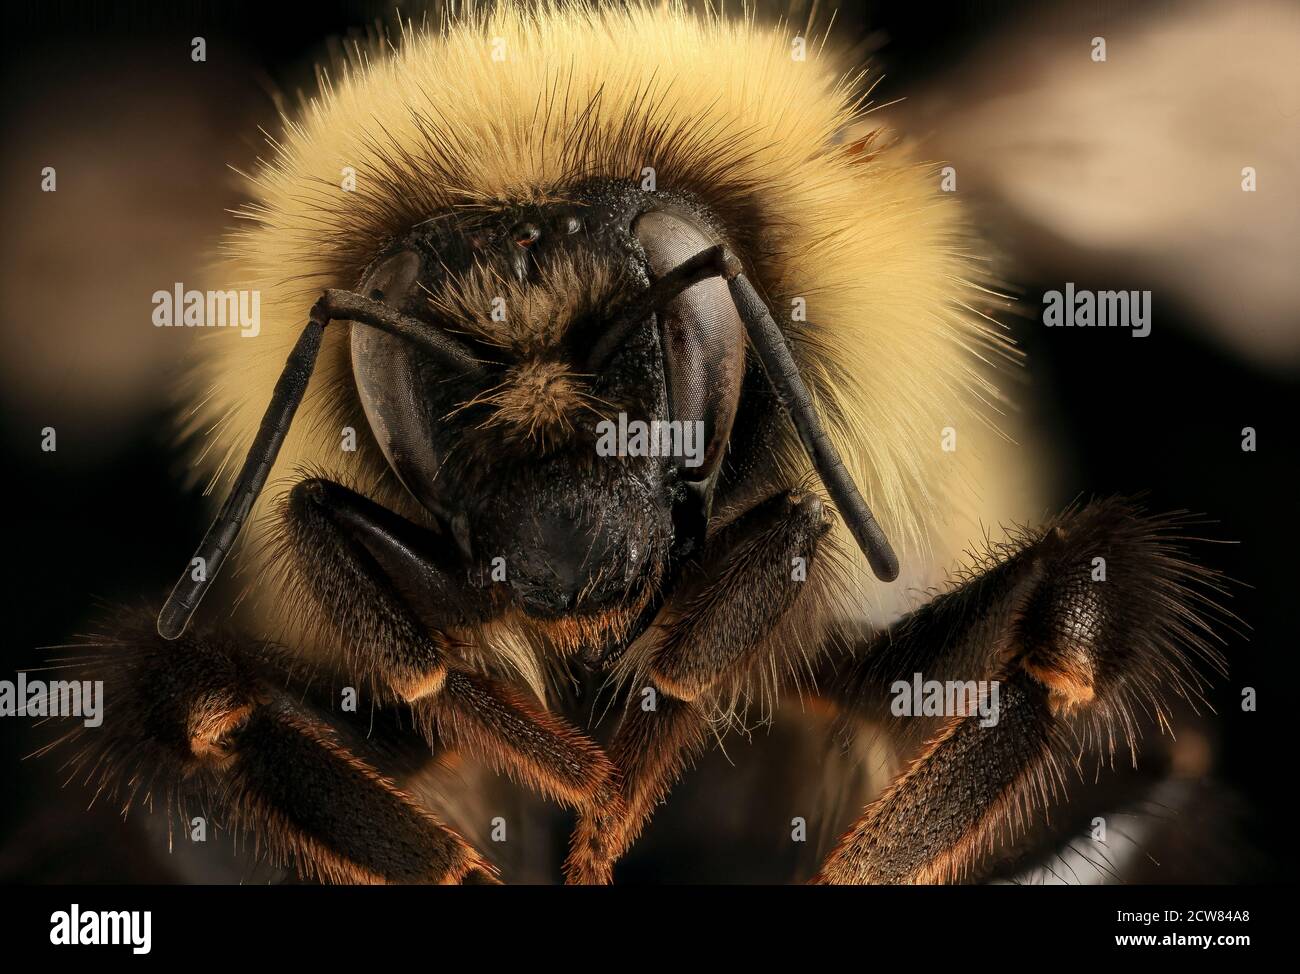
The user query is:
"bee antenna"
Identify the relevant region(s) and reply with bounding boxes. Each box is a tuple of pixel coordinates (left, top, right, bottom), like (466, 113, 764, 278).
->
(157, 289, 483, 640)
(587, 245, 731, 372)
(722, 261, 901, 583)
(592, 242, 899, 583)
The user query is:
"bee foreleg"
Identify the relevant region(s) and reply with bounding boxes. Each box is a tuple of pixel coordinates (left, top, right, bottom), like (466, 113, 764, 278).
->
(50, 622, 496, 884)
(813, 499, 1228, 883)
(281, 477, 481, 702)
(564, 487, 834, 883)
(411, 670, 625, 818)
(648, 488, 836, 701)
(282, 477, 623, 865)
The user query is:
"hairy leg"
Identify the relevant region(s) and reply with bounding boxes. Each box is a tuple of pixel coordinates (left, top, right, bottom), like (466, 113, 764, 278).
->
(565, 487, 836, 883)
(50, 624, 495, 884)
(280, 478, 625, 863)
(813, 499, 1227, 883)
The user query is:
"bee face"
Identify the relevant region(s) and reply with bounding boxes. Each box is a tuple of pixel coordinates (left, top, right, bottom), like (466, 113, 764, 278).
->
(351, 184, 745, 621)
(57, 5, 1236, 892)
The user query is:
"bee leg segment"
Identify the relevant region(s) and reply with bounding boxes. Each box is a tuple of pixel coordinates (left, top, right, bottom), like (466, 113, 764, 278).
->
(57, 623, 496, 884)
(284, 477, 474, 702)
(814, 671, 1059, 885)
(417, 672, 626, 844)
(648, 488, 836, 701)
(564, 488, 834, 883)
(284, 478, 625, 849)
(812, 499, 1226, 883)
(157, 288, 482, 643)
(565, 695, 710, 885)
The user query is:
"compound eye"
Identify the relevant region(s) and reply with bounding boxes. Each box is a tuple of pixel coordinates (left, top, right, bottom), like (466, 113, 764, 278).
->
(350, 250, 451, 519)
(632, 210, 745, 480)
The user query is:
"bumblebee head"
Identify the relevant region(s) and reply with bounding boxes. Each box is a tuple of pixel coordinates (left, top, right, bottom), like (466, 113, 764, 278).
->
(351, 185, 745, 619)
(157, 181, 895, 642)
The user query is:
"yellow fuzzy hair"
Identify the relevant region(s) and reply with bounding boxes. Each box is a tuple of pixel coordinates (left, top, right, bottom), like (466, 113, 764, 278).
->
(186, 1, 1034, 691)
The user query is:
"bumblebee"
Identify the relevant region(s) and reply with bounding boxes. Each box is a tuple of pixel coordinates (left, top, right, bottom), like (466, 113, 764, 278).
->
(59, 1, 1225, 884)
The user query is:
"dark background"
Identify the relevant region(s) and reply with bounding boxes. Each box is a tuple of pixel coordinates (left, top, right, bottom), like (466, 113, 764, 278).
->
(0, 0, 1294, 883)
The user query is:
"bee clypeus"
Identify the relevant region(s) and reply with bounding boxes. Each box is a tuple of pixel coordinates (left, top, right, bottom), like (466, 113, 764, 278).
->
(59, 1, 1227, 884)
